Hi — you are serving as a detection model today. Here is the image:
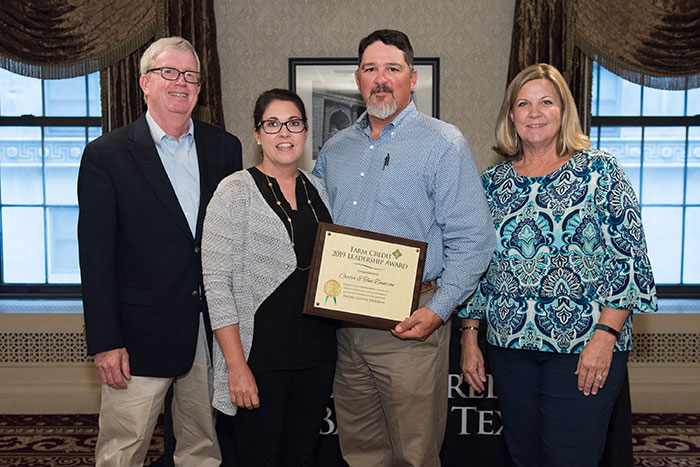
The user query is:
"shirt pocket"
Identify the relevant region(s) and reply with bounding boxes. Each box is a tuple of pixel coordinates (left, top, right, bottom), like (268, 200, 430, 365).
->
(374, 161, 425, 212)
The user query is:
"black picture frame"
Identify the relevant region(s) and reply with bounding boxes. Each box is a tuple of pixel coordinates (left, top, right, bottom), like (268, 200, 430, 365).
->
(289, 57, 439, 165)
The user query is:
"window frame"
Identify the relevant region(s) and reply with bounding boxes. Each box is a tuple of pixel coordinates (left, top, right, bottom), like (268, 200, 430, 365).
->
(0, 73, 101, 298)
(590, 63, 700, 298)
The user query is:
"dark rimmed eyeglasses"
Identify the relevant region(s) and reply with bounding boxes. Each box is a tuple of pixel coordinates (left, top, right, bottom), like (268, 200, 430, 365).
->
(257, 119, 307, 134)
(147, 67, 202, 84)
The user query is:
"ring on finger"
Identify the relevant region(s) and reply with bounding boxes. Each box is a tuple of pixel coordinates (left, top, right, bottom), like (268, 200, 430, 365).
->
(596, 375, 603, 381)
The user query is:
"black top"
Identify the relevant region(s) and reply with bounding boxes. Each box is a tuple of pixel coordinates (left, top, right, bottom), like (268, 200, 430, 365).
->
(246, 167, 337, 372)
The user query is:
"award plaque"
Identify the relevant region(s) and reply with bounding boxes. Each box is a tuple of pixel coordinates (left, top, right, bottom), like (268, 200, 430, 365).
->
(303, 222, 427, 329)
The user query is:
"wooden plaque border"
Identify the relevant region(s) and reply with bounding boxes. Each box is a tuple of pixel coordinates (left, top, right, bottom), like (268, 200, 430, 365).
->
(303, 222, 427, 330)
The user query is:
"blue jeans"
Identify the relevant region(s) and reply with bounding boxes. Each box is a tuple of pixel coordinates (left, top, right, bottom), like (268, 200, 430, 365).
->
(488, 346, 629, 467)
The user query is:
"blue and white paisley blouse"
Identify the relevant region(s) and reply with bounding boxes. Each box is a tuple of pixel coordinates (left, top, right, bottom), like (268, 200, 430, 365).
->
(458, 149, 657, 353)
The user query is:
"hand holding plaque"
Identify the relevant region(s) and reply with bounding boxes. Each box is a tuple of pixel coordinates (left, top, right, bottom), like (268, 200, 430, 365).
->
(303, 222, 427, 330)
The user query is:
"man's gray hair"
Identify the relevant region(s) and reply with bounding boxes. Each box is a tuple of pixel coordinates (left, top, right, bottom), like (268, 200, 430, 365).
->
(139, 37, 201, 75)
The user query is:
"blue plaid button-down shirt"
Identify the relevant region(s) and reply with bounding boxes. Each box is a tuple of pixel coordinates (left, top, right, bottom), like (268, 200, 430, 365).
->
(313, 101, 496, 320)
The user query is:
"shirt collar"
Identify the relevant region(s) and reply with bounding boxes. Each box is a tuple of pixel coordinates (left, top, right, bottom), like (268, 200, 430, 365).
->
(145, 110, 195, 143)
(355, 100, 417, 135)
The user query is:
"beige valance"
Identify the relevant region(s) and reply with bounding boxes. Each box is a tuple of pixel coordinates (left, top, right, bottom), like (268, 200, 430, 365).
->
(0, 0, 165, 79)
(574, 0, 700, 90)
(508, 0, 700, 91)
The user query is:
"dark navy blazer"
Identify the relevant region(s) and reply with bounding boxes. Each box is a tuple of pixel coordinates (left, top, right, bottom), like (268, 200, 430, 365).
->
(78, 115, 242, 377)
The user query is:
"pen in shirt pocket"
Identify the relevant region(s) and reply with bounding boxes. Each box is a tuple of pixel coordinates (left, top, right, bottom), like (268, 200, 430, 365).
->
(383, 153, 390, 170)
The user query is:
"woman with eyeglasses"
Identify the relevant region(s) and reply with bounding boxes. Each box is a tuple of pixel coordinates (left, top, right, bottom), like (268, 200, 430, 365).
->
(201, 88, 336, 466)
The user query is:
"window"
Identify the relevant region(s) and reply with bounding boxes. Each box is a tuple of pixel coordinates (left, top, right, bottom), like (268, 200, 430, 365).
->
(0, 68, 101, 296)
(590, 62, 700, 297)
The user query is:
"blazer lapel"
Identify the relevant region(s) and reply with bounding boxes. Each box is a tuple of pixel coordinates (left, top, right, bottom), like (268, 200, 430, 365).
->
(193, 121, 215, 244)
(128, 116, 194, 242)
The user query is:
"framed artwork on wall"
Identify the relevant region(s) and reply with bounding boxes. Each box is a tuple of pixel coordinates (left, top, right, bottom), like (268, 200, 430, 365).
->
(289, 57, 439, 170)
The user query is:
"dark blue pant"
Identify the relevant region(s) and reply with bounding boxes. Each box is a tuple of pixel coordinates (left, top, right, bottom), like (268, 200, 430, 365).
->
(488, 346, 629, 467)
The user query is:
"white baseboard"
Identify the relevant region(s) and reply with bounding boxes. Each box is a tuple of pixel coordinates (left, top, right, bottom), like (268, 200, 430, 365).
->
(3, 365, 698, 414)
(628, 312, 700, 413)
(0, 366, 102, 414)
(629, 363, 700, 413)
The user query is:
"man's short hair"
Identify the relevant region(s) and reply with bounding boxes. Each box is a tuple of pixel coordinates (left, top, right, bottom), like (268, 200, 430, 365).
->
(139, 37, 201, 75)
(358, 29, 414, 69)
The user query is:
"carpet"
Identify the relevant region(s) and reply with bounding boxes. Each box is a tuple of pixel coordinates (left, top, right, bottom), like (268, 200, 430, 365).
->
(0, 413, 698, 466)
(0, 414, 162, 466)
(633, 413, 700, 466)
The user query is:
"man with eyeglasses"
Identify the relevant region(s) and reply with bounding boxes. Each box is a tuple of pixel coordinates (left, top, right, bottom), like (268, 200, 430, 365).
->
(313, 29, 495, 466)
(78, 36, 241, 466)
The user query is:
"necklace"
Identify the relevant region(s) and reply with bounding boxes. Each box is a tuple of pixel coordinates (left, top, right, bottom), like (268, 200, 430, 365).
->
(263, 170, 320, 270)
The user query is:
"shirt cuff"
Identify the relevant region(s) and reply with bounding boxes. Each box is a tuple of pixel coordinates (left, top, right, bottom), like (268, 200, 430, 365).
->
(425, 288, 459, 321)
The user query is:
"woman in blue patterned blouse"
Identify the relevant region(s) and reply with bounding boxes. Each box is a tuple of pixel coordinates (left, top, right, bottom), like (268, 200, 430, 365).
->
(458, 64, 657, 467)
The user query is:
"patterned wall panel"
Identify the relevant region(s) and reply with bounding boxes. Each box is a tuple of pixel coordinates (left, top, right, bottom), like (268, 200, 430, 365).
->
(0, 330, 695, 365)
(0, 332, 91, 365)
(629, 333, 700, 364)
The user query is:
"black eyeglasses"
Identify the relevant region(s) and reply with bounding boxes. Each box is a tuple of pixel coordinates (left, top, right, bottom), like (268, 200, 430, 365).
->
(257, 119, 307, 134)
(147, 67, 202, 84)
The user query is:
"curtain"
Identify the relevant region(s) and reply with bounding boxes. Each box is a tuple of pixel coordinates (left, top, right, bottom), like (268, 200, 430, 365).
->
(165, 0, 225, 127)
(508, 0, 700, 135)
(574, 0, 700, 90)
(0, 0, 225, 132)
(507, 0, 592, 132)
(101, 45, 151, 133)
(507, 0, 571, 83)
(0, 0, 158, 79)
(102, 0, 225, 131)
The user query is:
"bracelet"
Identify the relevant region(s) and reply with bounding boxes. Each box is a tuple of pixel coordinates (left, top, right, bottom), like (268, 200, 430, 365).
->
(459, 326, 479, 332)
(594, 323, 620, 338)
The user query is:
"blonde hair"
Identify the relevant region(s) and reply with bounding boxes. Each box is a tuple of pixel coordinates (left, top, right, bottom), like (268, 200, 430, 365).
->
(139, 37, 200, 76)
(494, 63, 589, 158)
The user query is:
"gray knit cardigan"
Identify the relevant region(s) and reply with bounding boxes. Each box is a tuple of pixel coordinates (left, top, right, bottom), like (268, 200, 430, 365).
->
(201, 168, 330, 416)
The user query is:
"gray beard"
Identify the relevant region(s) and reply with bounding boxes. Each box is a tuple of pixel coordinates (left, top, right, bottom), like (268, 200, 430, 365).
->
(366, 98, 398, 120)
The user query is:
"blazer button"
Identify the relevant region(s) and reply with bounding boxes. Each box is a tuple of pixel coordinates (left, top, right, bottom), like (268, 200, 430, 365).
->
(194, 247, 200, 253)
(192, 290, 199, 297)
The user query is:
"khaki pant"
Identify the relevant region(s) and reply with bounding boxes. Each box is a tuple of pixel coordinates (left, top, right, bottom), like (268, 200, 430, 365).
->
(333, 290, 450, 467)
(95, 315, 220, 467)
